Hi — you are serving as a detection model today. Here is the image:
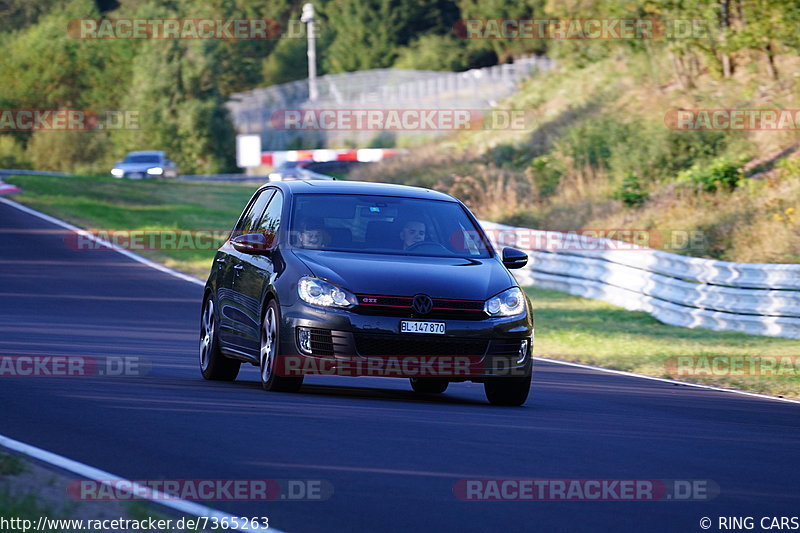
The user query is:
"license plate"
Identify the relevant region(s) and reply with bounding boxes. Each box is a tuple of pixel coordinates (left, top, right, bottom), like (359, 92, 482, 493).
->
(400, 320, 445, 335)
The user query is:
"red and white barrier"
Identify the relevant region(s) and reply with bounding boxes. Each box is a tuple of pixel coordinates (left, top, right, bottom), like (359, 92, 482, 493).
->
(0, 180, 21, 195)
(261, 148, 405, 167)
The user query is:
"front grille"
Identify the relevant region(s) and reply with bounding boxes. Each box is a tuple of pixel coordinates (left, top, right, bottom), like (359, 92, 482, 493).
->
(488, 338, 526, 357)
(354, 294, 486, 320)
(354, 334, 489, 357)
(306, 328, 335, 356)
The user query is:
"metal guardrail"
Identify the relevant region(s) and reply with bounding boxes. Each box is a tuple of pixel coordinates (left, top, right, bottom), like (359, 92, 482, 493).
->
(0, 169, 72, 177)
(0, 169, 266, 183)
(177, 174, 267, 182)
(479, 221, 800, 339)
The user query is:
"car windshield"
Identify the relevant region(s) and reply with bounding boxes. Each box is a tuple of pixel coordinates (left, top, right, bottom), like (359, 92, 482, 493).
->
(289, 194, 493, 258)
(123, 154, 160, 163)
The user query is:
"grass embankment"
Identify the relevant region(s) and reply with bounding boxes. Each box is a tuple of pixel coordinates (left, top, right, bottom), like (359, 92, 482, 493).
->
(0, 451, 186, 532)
(351, 52, 800, 263)
(5, 175, 256, 279)
(530, 288, 800, 398)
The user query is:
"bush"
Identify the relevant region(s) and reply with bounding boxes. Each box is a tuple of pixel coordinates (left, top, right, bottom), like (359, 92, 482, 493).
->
(525, 155, 562, 196)
(677, 156, 746, 193)
(393, 34, 471, 71)
(776, 156, 800, 179)
(26, 130, 111, 173)
(614, 172, 649, 207)
(0, 135, 31, 169)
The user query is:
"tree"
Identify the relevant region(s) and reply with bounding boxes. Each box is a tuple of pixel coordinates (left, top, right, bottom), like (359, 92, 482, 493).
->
(320, 0, 460, 73)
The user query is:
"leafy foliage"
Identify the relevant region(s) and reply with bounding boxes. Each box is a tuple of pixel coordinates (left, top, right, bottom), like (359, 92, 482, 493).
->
(614, 173, 649, 207)
(2, 0, 800, 174)
(677, 157, 746, 193)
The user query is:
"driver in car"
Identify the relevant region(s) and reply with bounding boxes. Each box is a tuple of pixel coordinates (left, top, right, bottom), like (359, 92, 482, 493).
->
(399, 220, 426, 250)
(298, 219, 327, 248)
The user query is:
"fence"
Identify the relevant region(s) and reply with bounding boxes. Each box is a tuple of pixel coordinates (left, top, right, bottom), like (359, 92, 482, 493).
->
(479, 221, 800, 339)
(226, 56, 553, 150)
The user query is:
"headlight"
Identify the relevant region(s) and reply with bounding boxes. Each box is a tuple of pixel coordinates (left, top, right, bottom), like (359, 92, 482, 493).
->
(146, 167, 163, 175)
(484, 287, 525, 317)
(111, 168, 124, 178)
(298, 277, 357, 308)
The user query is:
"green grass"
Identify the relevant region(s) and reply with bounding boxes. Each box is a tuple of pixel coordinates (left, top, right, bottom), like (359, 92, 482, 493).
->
(0, 490, 61, 532)
(0, 452, 57, 532)
(5, 174, 799, 397)
(6, 175, 257, 278)
(0, 453, 26, 477)
(529, 288, 800, 398)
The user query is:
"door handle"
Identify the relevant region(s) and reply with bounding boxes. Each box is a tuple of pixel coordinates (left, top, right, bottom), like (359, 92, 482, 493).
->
(233, 264, 245, 271)
(216, 257, 226, 264)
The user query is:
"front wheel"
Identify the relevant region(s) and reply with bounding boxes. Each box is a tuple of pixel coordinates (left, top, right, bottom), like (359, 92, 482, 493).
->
(409, 378, 448, 394)
(484, 375, 531, 406)
(260, 300, 303, 393)
(199, 295, 240, 381)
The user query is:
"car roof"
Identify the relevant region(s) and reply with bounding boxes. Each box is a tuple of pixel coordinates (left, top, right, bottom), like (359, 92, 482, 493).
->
(269, 180, 457, 202)
(126, 150, 165, 156)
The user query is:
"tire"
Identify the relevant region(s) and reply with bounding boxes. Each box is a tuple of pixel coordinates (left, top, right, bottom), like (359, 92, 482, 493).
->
(260, 299, 303, 393)
(484, 375, 531, 406)
(200, 295, 241, 381)
(409, 378, 448, 394)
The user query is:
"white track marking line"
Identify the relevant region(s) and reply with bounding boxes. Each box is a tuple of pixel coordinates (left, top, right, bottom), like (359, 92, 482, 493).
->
(0, 197, 204, 286)
(0, 434, 282, 532)
(0, 198, 286, 530)
(534, 356, 800, 405)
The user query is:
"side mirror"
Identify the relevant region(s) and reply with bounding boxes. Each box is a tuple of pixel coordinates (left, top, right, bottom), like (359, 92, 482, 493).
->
(502, 247, 528, 269)
(231, 233, 275, 254)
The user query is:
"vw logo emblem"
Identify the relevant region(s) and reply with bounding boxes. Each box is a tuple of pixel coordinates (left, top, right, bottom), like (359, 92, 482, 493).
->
(412, 294, 433, 315)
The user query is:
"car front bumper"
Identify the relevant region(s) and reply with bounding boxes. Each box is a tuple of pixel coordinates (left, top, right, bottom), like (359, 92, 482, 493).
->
(277, 302, 534, 381)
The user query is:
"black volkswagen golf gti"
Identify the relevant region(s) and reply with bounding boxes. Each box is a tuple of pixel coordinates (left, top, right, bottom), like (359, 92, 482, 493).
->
(200, 180, 534, 406)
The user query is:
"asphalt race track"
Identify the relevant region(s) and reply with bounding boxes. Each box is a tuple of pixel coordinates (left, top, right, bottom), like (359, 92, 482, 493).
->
(1, 199, 799, 533)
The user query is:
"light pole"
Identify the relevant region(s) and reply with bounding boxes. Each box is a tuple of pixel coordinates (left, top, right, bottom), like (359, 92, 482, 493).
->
(301, 3, 318, 102)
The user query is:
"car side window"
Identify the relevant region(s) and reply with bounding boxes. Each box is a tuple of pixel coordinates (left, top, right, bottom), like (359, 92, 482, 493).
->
(233, 189, 275, 237)
(257, 191, 284, 245)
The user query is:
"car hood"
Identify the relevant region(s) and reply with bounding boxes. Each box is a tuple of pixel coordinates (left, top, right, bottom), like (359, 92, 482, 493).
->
(291, 250, 515, 300)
